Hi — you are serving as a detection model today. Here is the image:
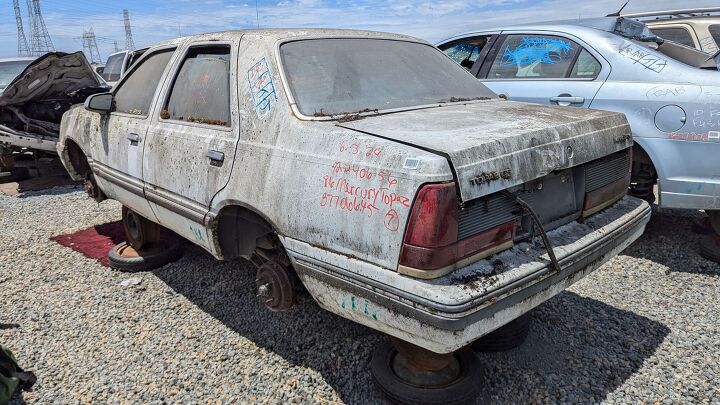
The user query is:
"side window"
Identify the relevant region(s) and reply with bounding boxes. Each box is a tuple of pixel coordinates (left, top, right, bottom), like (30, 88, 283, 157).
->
(487, 35, 579, 79)
(440, 36, 490, 70)
(709, 25, 720, 46)
(650, 27, 695, 48)
(101, 53, 125, 82)
(114, 49, 174, 116)
(569, 49, 601, 79)
(161, 45, 231, 126)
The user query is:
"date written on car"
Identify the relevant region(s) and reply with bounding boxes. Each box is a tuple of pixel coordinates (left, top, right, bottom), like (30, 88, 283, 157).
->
(469, 168, 512, 186)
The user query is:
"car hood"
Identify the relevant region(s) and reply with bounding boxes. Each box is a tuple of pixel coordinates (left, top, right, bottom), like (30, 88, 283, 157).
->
(0, 51, 105, 107)
(338, 100, 632, 202)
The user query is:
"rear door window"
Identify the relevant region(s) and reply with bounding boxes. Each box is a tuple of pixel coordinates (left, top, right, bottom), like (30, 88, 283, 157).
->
(486, 35, 580, 79)
(650, 27, 695, 48)
(569, 49, 602, 79)
(114, 49, 175, 116)
(161, 45, 231, 126)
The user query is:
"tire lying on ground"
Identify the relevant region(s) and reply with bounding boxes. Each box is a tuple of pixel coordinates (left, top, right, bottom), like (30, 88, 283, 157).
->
(370, 340, 482, 405)
(0, 167, 30, 184)
(472, 312, 532, 353)
(108, 241, 183, 272)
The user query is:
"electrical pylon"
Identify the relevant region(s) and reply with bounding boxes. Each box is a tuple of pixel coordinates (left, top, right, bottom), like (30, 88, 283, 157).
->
(13, 0, 30, 57)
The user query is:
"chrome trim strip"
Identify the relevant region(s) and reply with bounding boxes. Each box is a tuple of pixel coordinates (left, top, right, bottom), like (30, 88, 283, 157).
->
(90, 161, 144, 197)
(144, 186, 207, 224)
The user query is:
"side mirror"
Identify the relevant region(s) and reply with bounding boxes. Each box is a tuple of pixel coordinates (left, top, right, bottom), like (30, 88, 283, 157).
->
(85, 92, 113, 114)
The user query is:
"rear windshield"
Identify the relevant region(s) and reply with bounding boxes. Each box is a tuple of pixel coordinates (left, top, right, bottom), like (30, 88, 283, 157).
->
(279, 39, 495, 116)
(102, 53, 125, 82)
(0, 60, 33, 93)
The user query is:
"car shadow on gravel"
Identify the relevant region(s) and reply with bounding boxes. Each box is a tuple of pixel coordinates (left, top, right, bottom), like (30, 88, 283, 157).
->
(152, 244, 671, 404)
(623, 207, 720, 276)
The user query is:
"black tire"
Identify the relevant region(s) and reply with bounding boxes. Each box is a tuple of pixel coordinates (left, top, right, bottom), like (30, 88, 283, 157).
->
(371, 341, 482, 405)
(122, 206, 161, 250)
(691, 216, 714, 235)
(0, 167, 30, 183)
(108, 241, 183, 272)
(472, 312, 532, 353)
(700, 235, 720, 263)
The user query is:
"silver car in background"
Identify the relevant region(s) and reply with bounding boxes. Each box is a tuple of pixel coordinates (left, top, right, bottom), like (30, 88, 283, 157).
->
(438, 17, 720, 223)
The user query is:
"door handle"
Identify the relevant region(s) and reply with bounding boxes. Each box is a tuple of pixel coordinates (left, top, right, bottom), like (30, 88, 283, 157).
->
(550, 95, 585, 106)
(207, 150, 224, 166)
(127, 133, 140, 145)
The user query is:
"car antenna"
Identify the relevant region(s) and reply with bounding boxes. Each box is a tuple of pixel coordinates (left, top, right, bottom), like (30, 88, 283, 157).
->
(606, 0, 630, 17)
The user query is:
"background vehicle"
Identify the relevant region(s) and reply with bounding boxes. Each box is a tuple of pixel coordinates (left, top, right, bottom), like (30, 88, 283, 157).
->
(100, 49, 146, 87)
(625, 7, 720, 53)
(0, 57, 35, 94)
(438, 17, 720, 214)
(0, 52, 107, 164)
(58, 29, 649, 403)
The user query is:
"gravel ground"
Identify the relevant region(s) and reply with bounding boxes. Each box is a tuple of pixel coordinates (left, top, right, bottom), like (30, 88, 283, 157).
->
(1, 185, 719, 404)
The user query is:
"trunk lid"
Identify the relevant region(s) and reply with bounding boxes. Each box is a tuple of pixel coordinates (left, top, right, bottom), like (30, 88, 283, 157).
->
(338, 100, 632, 202)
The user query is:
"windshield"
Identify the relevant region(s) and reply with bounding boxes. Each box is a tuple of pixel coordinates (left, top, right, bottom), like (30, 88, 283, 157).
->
(0, 60, 34, 93)
(279, 38, 496, 116)
(102, 53, 126, 82)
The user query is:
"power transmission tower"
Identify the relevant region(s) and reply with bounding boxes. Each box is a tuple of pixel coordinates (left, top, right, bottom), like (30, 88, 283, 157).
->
(82, 29, 102, 64)
(28, 0, 54, 56)
(113, 40, 121, 53)
(123, 9, 135, 50)
(13, 0, 30, 57)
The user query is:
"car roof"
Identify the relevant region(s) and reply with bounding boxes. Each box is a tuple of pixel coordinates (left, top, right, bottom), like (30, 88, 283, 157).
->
(149, 28, 426, 49)
(438, 17, 618, 44)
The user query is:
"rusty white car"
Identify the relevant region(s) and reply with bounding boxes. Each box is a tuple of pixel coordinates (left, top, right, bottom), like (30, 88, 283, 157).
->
(57, 29, 650, 403)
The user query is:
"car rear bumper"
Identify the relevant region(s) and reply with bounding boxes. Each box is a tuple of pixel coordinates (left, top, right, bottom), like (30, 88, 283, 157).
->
(283, 195, 651, 353)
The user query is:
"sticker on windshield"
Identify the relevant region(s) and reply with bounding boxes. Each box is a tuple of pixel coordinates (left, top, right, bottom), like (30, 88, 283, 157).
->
(248, 57, 278, 118)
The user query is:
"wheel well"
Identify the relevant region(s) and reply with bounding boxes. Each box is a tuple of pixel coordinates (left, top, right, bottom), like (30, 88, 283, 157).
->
(214, 205, 281, 263)
(65, 139, 90, 177)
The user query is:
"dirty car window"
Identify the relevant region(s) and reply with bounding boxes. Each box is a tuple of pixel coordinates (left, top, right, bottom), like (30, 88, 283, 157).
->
(0, 60, 33, 93)
(487, 35, 579, 79)
(102, 53, 125, 82)
(114, 49, 174, 116)
(163, 46, 231, 126)
(280, 39, 495, 116)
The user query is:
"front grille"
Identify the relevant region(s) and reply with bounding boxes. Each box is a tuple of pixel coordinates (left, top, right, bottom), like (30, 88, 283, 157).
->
(458, 192, 519, 240)
(585, 150, 630, 192)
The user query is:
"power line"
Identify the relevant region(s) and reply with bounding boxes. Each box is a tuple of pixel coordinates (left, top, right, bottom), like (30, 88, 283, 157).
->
(13, 0, 30, 57)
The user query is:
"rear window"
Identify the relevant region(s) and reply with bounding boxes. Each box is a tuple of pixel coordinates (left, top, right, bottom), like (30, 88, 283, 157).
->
(279, 39, 495, 116)
(102, 53, 125, 82)
(487, 35, 580, 79)
(650, 27, 695, 48)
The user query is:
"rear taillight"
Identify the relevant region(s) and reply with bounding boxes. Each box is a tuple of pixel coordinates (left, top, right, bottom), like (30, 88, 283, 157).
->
(398, 182, 516, 279)
(582, 148, 632, 217)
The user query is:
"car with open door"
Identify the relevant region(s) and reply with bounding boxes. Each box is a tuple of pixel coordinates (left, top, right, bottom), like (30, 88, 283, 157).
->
(438, 16, 720, 264)
(58, 29, 650, 404)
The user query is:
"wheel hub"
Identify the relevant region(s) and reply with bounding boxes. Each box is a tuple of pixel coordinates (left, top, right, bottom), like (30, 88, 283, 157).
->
(255, 261, 295, 311)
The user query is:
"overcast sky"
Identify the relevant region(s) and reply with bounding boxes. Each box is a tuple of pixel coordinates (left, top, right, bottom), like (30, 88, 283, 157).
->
(0, 0, 715, 60)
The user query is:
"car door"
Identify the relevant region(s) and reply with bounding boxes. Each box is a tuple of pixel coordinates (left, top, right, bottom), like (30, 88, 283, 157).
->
(91, 47, 176, 221)
(143, 41, 239, 247)
(477, 32, 609, 108)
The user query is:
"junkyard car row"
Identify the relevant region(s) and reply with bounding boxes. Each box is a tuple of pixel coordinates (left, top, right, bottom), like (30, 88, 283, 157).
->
(2, 8, 719, 405)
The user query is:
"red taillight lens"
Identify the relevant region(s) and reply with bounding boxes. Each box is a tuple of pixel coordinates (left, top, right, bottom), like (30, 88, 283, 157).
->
(403, 183, 458, 247)
(399, 182, 515, 279)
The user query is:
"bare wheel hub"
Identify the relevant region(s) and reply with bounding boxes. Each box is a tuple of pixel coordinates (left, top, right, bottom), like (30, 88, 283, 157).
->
(390, 337, 461, 388)
(255, 261, 295, 311)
